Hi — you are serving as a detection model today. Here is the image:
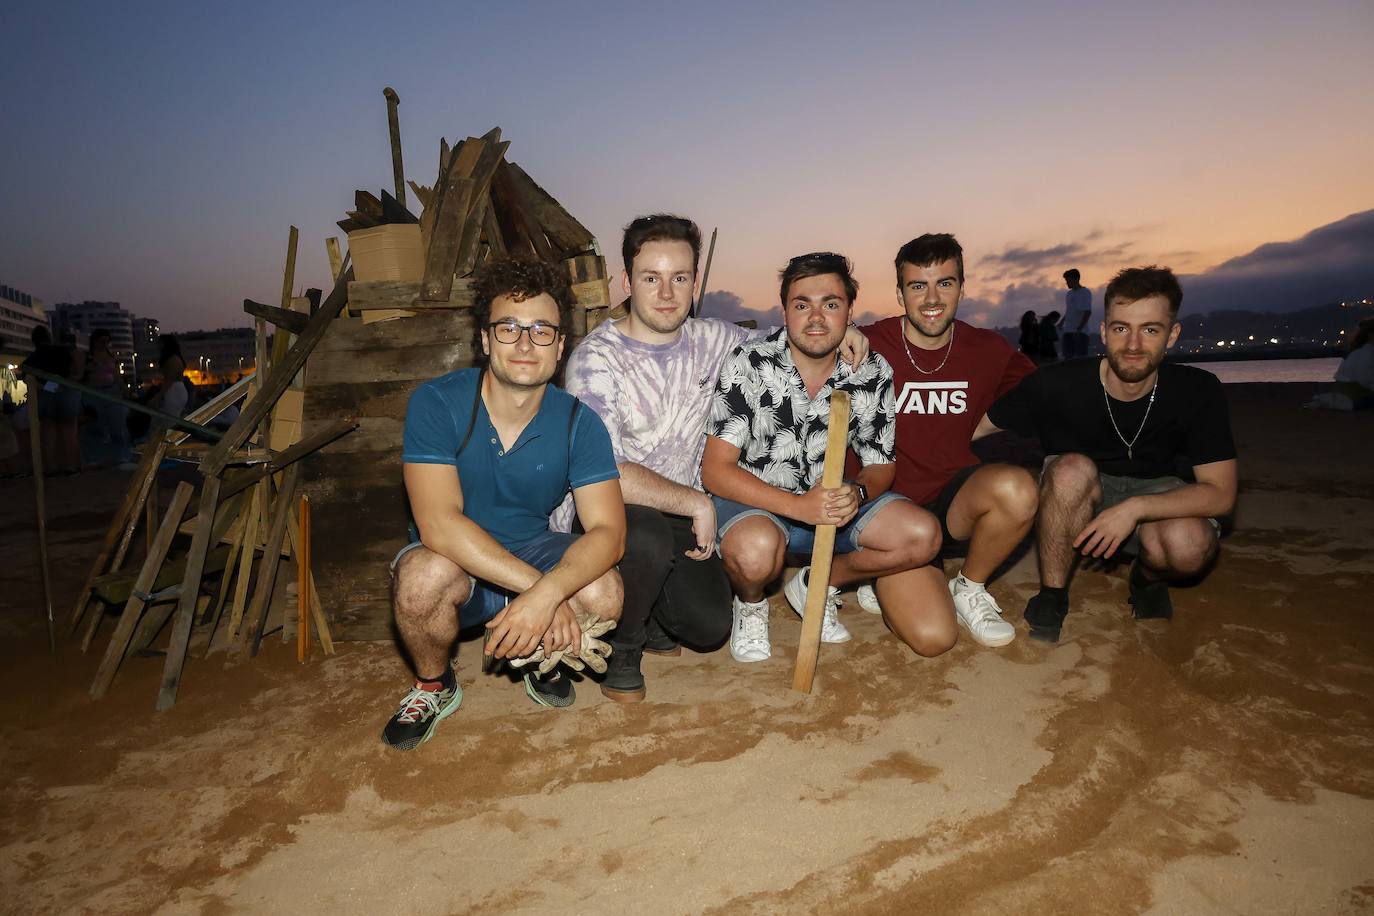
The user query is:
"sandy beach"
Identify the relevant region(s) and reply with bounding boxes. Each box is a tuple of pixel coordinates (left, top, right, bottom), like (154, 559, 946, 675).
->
(1, 380, 1371, 915)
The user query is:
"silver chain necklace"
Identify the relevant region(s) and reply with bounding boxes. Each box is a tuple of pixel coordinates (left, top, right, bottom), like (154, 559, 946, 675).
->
(1101, 373, 1157, 461)
(901, 320, 956, 375)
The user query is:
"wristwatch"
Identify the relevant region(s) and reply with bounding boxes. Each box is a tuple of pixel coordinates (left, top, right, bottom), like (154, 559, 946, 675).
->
(849, 480, 869, 503)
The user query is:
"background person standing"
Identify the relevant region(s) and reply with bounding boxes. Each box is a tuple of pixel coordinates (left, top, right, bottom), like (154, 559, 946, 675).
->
(1062, 269, 1092, 358)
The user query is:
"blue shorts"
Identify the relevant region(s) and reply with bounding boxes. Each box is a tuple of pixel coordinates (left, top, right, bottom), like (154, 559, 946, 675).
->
(713, 491, 911, 555)
(390, 530, 576, 628)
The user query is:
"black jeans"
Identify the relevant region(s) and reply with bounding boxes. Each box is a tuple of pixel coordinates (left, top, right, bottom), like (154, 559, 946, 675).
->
(585, 504, 732, 650)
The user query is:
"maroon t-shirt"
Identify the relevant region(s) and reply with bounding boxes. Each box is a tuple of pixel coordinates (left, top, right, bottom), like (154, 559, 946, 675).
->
(861, 317, 1035, 504)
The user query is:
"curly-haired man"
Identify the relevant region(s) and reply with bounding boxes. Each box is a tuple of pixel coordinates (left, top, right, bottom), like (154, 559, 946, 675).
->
(381, 255, 626, 750)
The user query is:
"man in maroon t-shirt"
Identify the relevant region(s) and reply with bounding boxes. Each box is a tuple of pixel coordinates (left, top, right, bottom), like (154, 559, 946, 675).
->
(858, 233, 1038, 648)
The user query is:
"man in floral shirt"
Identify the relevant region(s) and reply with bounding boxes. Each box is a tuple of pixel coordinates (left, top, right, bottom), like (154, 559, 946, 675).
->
(701, 253, 951, 663)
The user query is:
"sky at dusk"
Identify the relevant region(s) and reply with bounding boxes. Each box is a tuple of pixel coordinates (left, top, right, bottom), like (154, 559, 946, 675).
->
(3, 0, 1372, 333)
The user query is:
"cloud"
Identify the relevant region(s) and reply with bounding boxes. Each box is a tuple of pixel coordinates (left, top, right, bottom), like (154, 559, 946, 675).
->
(974, 237, 1135, 285)
(1181, 209, 1374, 312)
(698, 290, 780, 326)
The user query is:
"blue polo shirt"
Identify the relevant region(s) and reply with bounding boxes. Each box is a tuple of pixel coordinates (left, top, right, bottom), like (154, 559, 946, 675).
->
(402, 368, 619, 549)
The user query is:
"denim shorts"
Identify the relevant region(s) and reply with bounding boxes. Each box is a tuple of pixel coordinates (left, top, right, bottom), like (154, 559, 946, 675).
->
(712, 490, 911, 555)
(390, 530, 577, 627)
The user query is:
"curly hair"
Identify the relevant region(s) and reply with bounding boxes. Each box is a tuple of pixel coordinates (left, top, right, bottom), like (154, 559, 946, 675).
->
(472, 255, 575, 332)
(1103, 265, 1183, 317)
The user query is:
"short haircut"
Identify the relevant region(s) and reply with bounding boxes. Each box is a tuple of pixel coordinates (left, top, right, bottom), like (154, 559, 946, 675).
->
(1063, 268, 1080, 282)
(895, 233, 964, 284)
(472, 254, 574, 332)
(1103, 265, 1183, 317)
(621, 214, 702, 276)
(779, 252, 858, 305)
(31, 325, 51, 347)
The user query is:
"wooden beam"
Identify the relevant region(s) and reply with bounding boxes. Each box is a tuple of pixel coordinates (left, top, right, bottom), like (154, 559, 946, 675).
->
(199, 265, 352, 478)
(792, 391, 850, 695)
(247, 465, 300, 655)
(157, 476, 222, 710)
(490, 160, 552, 259)
(349, 279, 474, 311)
(243, 299, 309, 334)
(90, 482, 195, 700)
(505, 161, 595, 255)
(219, 417, 359, 501)
(23, 367, 221, 442)
(420, 176, 473, 302)
(25, 374, 55, 652)
(326, 236, 344, 281)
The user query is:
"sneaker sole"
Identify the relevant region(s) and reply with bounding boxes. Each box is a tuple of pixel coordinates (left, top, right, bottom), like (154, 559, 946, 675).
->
(785, 571, 849, 642)
(1026, 623, 1062, 644)
(730, 648, 770, 663)
(524, 675, 576, 709)
(382, 685, 464, 751)
(957, 618, 1016, 648)
(600, 683, 647, 703)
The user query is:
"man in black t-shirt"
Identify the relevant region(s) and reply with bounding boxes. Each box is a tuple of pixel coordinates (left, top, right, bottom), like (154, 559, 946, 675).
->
(978, 266, 1237, 641)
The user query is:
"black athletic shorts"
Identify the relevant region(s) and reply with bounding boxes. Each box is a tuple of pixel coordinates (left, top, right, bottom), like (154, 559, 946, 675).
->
(921, 463, 981, 556)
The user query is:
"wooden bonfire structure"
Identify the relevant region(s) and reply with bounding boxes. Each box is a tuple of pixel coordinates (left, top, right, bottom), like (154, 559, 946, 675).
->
(65, 91, 613, 707)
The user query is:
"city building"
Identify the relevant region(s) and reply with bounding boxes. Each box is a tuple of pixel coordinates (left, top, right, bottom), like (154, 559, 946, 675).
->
(0, 283, 48, 368)
(178, 328, 256, 384)
(132, 317, 161, 382)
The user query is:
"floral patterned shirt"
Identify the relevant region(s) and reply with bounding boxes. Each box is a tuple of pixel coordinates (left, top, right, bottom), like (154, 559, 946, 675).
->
(707, 328, 895, 493)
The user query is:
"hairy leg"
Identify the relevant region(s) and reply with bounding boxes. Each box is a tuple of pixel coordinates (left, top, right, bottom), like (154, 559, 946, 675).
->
(877, 564, 958, 657)
(392, 547, 472, 679)
(1036, 454, 1101, 588)
(946, 464, 1038, 582)
(830, 501, 941, 586)
(719, 516, 786, 602)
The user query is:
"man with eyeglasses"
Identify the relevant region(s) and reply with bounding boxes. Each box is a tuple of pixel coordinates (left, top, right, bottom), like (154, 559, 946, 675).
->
(554, 215, 871, 700)
(381, 256, 627, 751)
(702, 252, 947, 663)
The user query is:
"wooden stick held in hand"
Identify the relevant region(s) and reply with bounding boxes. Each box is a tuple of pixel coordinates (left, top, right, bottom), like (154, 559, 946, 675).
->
(792, 390, 850, 694)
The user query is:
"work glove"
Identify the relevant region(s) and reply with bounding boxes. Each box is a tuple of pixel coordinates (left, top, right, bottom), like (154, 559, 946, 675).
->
(504, 613, 617, 675)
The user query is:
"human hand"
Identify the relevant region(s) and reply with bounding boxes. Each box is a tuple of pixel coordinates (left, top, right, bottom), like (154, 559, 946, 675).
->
(484, 587, 559, 660)
(839, 324, 870, 370)
(685, 492, 717, 560)
(540, 601, 583, 657)
(1074, 500, 1141, 559)
(795, 482, 859, 528)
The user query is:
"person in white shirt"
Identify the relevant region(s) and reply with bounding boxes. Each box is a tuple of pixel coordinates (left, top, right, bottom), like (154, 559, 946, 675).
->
(1062, 269, 1092, 359)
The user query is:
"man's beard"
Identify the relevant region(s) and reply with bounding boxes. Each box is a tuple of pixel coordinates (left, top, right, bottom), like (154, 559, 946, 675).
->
(789, 330, 843, 359)
(1105, 349, 1162, 383)
(905, 311, 955, 342)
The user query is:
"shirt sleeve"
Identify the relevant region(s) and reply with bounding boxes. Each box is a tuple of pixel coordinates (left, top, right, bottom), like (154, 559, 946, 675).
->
(707, 346, 754, 448)
(986, 368, 1043, 438)
(567, 403, 621, 490)
(563, 345, 625, 463)
(1185, 373, 1237, 467)
(402, 384, 459, 465)
(995, 348, 1038, 399)
(850, 358, 896, 467)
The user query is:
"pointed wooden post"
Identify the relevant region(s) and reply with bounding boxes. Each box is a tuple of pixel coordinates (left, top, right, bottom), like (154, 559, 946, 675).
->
(792, 391, 850, 694)
(157, 476, 222, 711)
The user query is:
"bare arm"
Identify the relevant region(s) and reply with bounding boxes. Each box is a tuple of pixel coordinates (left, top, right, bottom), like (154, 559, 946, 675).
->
(855, 462, 895, 499)
(404, 462, 540, 592)
(702, 436, 855, 527)
(1075, 459, 1237, 558)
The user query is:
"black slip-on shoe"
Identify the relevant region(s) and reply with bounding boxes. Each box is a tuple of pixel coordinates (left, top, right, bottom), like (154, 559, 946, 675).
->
(1024, 592, 1069, 643)
(643, 616, 682, 657)
(1128, 561, 1174, 620)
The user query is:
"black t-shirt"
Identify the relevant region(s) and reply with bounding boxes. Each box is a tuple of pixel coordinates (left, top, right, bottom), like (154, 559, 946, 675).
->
(987, 357, 1236, 479)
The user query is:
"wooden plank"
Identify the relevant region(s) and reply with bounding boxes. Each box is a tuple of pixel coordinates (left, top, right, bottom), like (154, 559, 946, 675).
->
(286, 508, 333, 655)
(482, 195, 507, 256)
(297, 496, 310, 662)
(490, 160, 552, 259)
(25, 373, 55, 651)
(67, 437, 165, 635)
(243, 299, 309, 334)
(505, 161, 595, 255)
(354, 191, 384, 224)
(219, 417, 359, 502)
(383, 87, 406, 206)
(199, 265, 351, 478)
(280, 226, 299, 311)
(157, 476, 222, 711)
(380, 189, 418, 224)
(227, 484, 262, 639)
(407, 181, 433, 211)
(565, 253, 608, 284)
(326, 237, 344, 281)
(420, 177, 473, 302)
(90, 482, 195, 699)
(452, 137, 511, 278)
(348, 279, 474, 311)
(200, 496, 247, 649)
(792, 391, 850, 695)
(247, 465, 300, 655)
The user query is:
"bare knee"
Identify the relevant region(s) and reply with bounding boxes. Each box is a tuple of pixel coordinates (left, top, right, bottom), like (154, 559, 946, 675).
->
(902, 619, 958, 658)
(393, 548, 470, 618)
(1041, 453, 1100, 505)
(721, 520, 785, 587)
(572, 568, 623, 621)
(902, 509, 943, 567)
(989, 465, 1039, 523)
(1140, 519, 1217, 578)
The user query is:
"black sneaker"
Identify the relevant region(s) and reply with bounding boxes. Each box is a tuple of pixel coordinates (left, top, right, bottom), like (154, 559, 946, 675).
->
(523, 669, 576, 708)
(643, 616, 682, 657)
(1024, 591, 1069, 643)
(1128, 562, 1173, 620)
(381, 681, 463, 750)
(599, 643, 646, 703)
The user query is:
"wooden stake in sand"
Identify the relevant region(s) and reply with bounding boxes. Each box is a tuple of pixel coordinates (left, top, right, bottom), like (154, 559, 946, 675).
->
(792, 390, 850, 695)
(25, 373, 56, 653)
(296, 494, 311, 663)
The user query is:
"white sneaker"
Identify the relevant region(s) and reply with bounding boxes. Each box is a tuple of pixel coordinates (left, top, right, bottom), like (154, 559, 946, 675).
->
(730, 596, 772, 662)
(855, 583, 882, 614)
(949, 576, 1016, 647)
(784, 567, 852, 643)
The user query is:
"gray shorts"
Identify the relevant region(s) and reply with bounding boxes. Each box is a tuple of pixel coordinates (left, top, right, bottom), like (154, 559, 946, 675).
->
(1043, 456, 1220, 556)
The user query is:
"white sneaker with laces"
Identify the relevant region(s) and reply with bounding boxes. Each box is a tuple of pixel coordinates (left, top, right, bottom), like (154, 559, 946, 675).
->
(949, 576, 1016, 647)
(784, 567, 852, 643)
(730, 596, 772, 662)
(856, 583, 881, 614)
